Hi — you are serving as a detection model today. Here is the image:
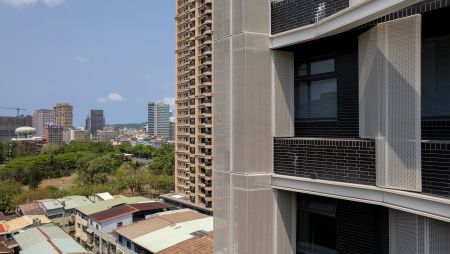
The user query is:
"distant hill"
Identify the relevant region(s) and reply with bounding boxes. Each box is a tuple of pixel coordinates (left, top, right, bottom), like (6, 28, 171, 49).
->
(108, 123, 146, 129)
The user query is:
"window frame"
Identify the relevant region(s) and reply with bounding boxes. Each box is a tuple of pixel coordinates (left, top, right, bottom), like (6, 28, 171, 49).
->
(295, 56, 338, 121)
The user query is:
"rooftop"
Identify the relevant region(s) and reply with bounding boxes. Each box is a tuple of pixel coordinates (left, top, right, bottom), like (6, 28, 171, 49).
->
(76, 196, 149, 216)
(156, 231, 213, 254)
(14, 226, 88, 254)
(115, 209, 208, 241)
(17, 203, 45, 216)
(132, 217, 213, 253)
(58, 196, 92, 210)
(37, 199, 63, 211)
(3, 215, 51, 232)
(160, 193, 213, 214)
(90, 205, 138, 224)
(93, 192, 114, 201)
(128, 202, 171, 211)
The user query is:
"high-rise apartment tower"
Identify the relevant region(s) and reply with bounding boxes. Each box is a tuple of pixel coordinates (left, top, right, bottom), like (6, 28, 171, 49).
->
(32, 109, 54, 137)
(53, 103, 73, 129)
(174, 0, 213, 210)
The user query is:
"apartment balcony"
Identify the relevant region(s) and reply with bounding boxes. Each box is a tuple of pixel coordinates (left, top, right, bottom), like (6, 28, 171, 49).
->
(274, 137, 450, 199)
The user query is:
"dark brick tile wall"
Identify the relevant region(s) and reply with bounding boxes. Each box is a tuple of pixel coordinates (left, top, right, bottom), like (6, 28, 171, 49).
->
(357, 0, 450, 29)
(271, 0, 349, 34)
(422, 141, 450, 198)
(274, 138, 376, 185)
(422, 120, 450, 140)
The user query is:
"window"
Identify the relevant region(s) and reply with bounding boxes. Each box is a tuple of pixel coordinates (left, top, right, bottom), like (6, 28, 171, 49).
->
(127, 241, 131, 250)
(297, 195, 337, 254)
(117, 222, 123, 228)
(422, 35, 450, 118)
(295, 58, 337, 120)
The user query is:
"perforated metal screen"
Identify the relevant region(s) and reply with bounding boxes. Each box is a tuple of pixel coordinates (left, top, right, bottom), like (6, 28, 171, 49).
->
(389, 209, 450, 254)
(359, 15, 422, 192)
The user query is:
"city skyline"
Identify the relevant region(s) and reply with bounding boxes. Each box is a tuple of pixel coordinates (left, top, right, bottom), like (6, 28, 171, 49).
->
(0, 1, 176, 125)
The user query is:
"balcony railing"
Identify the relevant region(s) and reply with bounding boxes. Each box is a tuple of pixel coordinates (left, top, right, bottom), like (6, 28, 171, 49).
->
(274, 137, 376, 185)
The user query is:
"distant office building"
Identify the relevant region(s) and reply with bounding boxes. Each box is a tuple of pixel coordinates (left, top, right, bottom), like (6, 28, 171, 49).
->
(32, 109, 54, 137)
(97, 130, 118, 142)
(169, 117, 175, 140)
(0, 115, 32, 141)
(70, 129, 90, 142)
(44, 126, 63, 145)
(53, 103, 73, 129)
(148, 102, 171, 138)
(86, 109, 105, 135)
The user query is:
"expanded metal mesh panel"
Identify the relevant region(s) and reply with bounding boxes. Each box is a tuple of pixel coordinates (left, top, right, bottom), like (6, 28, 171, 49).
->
(213, 0, 231, 40)
(231, 33, 246, 173)
(389, 209, 450, 254)
(389, 209, 422, 254)
(230, 173, 273, 254)
(213, 37, 231, 173)
(232, 0, 270, 35)
(231, 33, 272, 174)
(428, 218, 450, 253)
(359, 15, 422, 191)
(243, 33, 272, 174)
(213, 171, 231, 253)
(273, 51, 295, 137)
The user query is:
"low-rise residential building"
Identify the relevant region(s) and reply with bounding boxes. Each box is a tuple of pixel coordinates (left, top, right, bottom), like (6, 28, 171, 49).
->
(97, 130, 118, 142)
(115, 209, 212, 254)
(74, 197, 149, 250)
(70, 129, 91, 142)
(36, 199, 65, 219)
(16, 203, 45, 216)
(14, 225, 88, 254)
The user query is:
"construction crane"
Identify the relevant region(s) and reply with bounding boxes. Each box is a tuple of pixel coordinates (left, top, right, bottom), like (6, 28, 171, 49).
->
(0, 107, 27, 116)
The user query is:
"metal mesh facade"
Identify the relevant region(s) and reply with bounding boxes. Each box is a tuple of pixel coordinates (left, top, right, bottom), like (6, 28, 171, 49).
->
(359, 15, 422, 192)
(390, 209, 450, 254)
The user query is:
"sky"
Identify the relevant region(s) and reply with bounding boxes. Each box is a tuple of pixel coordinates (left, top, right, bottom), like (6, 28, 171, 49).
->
(0, 0, 175, 126)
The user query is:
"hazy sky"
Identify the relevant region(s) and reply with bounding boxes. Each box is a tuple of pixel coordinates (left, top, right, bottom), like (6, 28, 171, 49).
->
(0, 0, 175, 126)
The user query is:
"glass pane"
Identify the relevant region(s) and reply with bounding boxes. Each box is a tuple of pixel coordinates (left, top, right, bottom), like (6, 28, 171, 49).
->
(297, 63, 307, 77)
(297, 211, 336, 254)
(311, 59, 335, 75)
(296, 79, 337, 119)
(422, 35, 450, 118)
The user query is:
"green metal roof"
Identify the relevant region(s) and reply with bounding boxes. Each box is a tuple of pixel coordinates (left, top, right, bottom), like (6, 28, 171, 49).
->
(75, 197, 150, 215)
(14, 226, 87, 254)
(60, 196, 93, 210)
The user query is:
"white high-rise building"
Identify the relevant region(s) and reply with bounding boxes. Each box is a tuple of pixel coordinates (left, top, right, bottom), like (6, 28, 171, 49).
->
(147, 102, 171, 138)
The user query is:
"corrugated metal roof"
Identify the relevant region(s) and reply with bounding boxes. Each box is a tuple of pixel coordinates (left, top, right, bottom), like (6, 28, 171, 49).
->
(59, 196, 92, 210)
(132, 217, 213, 253)
(4, 215, 51, 232)
(18, 203, 45, 215)
(14, 226, 87, 254)
(114, 210, 208, 240)
(38, 199, 63, 210)
(156, 231, 213, 254)
(76, 197, 149, 215)
(96, 192, 114, 201)
(90, 204, 137, 224)
(128, 202, 171, 211)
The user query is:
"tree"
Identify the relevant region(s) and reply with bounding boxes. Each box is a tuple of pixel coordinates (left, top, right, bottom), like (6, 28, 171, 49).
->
(0, 181, 22, 214)
(148, 144, 175, 175)
(0, 142, 5, 164)
(78, 154, 123, 185)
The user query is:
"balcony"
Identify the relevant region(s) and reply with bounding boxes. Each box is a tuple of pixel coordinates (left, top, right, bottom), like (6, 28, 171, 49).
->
(274, 137, 450, 199)
(274, 137, 376, 185)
